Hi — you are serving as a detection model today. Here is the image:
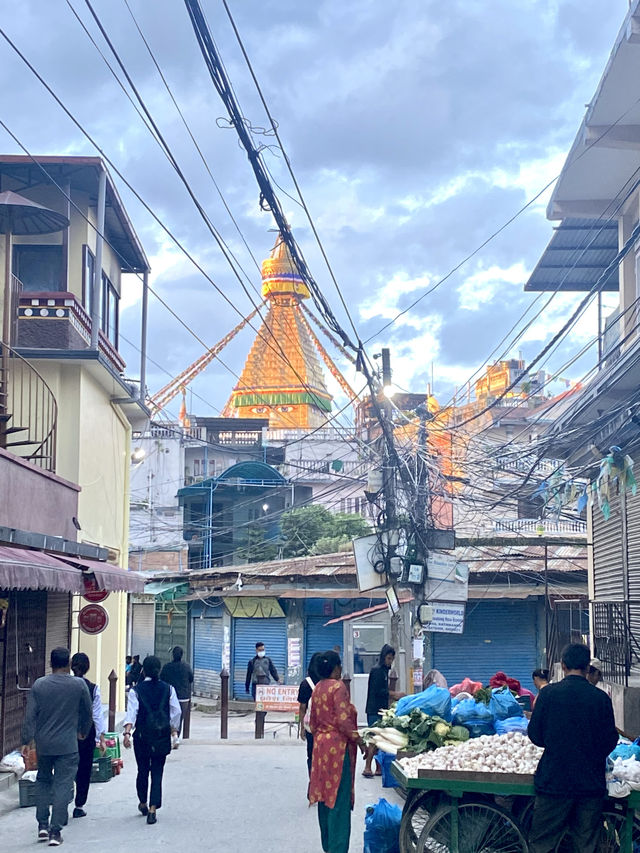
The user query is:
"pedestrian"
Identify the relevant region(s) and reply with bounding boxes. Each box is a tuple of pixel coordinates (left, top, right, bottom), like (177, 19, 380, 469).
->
(245, 641, 279, 700)
(531, 668, 550, 709)
(527, 643, 618, 853)
(127, 654, 142, 687)
(160, 646, 194, 749)
(123, 655, 181, 825)
(70, 652, 107, 819)
(363, 644, 402, 778)
(308, 650, 365, 853)
(21, 647, 92, 847)
(587, 657, 603, 686)
(298, 651, 323, 776)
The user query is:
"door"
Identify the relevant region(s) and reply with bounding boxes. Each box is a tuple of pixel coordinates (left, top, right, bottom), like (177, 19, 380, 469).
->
(193, 617, 223, 697)
(304, 615, 343, 672)
(351, 622, 388, 725)
(432, 599, 539, 692)
(232, 618, 287, 699)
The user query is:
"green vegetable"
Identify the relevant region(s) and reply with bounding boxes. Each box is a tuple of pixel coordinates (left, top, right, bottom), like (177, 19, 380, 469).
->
(434, 722, 450, 737)
(473, 687, 492, 705)
(448, 725, 470, 742)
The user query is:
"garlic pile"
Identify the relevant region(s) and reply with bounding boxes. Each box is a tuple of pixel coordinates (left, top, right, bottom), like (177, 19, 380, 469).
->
(398, 732, 543, 778)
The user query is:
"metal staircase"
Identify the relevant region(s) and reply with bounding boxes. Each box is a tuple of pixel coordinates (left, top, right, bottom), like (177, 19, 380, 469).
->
(0, 342, 57, 472)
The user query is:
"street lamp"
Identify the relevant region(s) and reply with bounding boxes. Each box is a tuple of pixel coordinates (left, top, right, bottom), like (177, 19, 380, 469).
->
(262, 502, 269, 513)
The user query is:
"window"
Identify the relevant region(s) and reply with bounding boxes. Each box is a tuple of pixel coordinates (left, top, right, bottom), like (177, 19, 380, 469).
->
(101, 272, 119, 347)
(13, 245, 63, 292)
(82, 246, 95, 312)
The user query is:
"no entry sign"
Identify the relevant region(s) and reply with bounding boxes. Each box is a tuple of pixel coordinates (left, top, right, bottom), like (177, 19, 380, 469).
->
(82, 576, 110, 603)
(78, 604, 109, 635)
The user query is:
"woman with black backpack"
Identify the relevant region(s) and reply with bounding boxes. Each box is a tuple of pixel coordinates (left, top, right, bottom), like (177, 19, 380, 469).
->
(122, 655, 181, 825)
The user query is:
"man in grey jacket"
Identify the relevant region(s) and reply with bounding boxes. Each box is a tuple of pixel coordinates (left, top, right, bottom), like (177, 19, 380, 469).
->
(22, 647, 92, 847)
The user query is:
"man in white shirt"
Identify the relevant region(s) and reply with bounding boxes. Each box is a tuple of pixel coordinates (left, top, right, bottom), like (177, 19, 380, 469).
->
(70, 653, 107, 819)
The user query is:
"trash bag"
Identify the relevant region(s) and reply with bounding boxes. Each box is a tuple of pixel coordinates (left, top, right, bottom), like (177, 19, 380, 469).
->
(452, 698, 494, 724)
(495, 716, 529, 735)
(394, 685, 452, 721)
(0, 750, 25, 777)
(489, 688, 523, 721)
(374, 751, 400, 789)
(363, 797, 403, 853)
(464, 720, 496, 738)
(610, 743, 640, 762)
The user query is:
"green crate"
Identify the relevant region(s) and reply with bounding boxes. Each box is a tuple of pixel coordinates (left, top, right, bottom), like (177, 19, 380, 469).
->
(93, 732, 120, 760)
(90, 757, 112, 783)
(19, 779, 37, 808)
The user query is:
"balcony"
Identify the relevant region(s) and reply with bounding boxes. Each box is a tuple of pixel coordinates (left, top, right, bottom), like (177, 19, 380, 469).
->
(0, 342, 57, 472)
(16, 290, 125, 375)
(279, 458, 367, 481)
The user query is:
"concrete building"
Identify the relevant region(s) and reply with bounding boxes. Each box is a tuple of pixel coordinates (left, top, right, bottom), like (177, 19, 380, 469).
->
(0, 155, 148, 728)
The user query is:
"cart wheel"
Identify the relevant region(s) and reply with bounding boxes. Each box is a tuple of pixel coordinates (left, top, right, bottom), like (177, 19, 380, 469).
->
(399, 792, 441, 853)
(417, 801, 529, 853)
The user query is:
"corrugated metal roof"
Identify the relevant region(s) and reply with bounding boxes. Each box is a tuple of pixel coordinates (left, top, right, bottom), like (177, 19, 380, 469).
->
(526, 218, 619, 292)
(188, 551, 356, 579)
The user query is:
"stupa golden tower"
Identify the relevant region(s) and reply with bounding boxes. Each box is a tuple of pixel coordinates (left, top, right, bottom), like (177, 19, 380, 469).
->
(224, 235, 333, 429)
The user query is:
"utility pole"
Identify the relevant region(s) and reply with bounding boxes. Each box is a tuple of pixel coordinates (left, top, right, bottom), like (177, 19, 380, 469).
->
(380, 348, 400, 654)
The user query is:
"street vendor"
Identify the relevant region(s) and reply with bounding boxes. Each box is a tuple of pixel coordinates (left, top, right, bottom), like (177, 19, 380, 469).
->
(363, 644, 403, 778)
(527, 643, 618, 853)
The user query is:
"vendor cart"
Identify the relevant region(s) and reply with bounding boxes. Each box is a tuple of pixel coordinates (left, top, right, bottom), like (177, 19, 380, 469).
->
(392, 762, 640, 853)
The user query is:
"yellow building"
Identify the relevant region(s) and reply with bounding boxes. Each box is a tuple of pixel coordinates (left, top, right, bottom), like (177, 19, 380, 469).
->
(0, 155, 149, 709)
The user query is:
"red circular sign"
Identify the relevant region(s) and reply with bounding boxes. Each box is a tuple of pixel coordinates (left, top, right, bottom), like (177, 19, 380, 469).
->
(78, 604, 109, 635)
(83, 588, 110, 604)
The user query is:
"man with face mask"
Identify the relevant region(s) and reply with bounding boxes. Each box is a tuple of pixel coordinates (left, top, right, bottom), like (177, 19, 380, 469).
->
(245, 642, 280, 700)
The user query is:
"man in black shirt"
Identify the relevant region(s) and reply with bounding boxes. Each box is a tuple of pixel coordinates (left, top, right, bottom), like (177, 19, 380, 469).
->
(363, 644, 401, 777)
(160, 647, 193, 748)
(245, 641, 279, 700)
(528, 643, 618, 853)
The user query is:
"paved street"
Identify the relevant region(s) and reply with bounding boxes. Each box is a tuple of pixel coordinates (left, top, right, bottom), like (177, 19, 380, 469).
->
(1, 712, 403, 852)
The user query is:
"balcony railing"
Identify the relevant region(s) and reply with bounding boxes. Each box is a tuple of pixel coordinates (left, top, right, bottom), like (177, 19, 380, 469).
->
(493, 517, 587, 535)
(0, 342, 57, 472)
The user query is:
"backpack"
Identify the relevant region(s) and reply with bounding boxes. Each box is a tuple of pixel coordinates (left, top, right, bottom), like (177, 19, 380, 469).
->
(303, 677, 315, 733)
(252, 656, 271, 685)
(136, 682, 171, 748)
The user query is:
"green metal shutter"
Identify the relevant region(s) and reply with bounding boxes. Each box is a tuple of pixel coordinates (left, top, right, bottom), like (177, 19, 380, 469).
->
(193, 617, 223, 697)
(232, 617, 287, 699)
(304, 615, 343, 672)
(432, 599, 539, 692)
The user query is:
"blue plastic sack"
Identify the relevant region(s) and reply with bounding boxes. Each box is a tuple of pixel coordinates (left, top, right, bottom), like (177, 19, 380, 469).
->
(363, 797, 402, 853)
(610, 743, 640, 761)
(464, 720, 495, 738)
(495, 716, 529, 735)
(375, 750, 400, 789)
(452, 698, 494, 724)
(489, 688, 523, 721)
(394, 685, 452, 721)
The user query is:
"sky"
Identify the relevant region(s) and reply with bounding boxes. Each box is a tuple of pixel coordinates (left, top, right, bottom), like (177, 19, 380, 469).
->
(0, 0, 631, 423)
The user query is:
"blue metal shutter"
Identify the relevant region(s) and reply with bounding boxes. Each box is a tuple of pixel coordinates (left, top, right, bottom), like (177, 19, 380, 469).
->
(232, 618, 287, 699)
(304, 616, 343, 672)
(432, 599, 539, 693)
(193, 617, 223, 698)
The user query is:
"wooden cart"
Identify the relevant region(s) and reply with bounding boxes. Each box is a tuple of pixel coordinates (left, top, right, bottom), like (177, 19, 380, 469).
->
(391, 761, 640, 853)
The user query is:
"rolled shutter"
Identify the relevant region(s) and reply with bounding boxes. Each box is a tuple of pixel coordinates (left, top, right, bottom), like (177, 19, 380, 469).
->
(592, 493, 625, 600)
(432, 599, 539, 692)
(193, 617, 223, 697)
(232, 617, 286, 699)
(304, 615, 343, 671)
(130, 603, 155, 659)
(45, 592, 71, 665)
(626, 491, 640, 677)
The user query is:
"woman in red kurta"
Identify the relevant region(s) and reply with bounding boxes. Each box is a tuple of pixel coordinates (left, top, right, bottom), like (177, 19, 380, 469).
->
(309, 650, 364, 853)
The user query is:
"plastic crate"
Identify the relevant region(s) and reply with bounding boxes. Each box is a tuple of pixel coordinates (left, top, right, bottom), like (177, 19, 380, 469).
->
(93, 733, 120, 760)
(19, 779, 37, 808)
(90, 757, 112, 783)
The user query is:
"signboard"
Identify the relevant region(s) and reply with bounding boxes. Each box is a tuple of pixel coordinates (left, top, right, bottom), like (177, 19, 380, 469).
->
(288, 637, 301, 668)
(421, 602, 466, 635)
(255, 684, 299, 713)
(222, 625, 230, 671)
(425, 553, 469, 602)
(78, 604, 109, 635)
(352, 530, 404, 593)
(82, 576, 110, 603)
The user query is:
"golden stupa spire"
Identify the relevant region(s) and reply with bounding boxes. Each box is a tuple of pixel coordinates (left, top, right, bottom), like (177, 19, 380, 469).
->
(224, 234, 332, 429)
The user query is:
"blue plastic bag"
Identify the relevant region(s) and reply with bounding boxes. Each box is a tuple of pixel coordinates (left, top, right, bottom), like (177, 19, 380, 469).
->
(363, 797, 402, 853)
(489, 688, 523, 721)
(464, 720, 496, 738)
(394, 685, 452, 721)
(495, 716, 529, 735)
(375, 751, 400, 789)
(610, 743, 640, 761)
(452, 698, 493, 724)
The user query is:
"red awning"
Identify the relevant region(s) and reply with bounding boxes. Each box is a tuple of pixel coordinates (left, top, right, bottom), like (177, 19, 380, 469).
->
(0, 546, 85, 593)
(59, 556, 146, 593)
